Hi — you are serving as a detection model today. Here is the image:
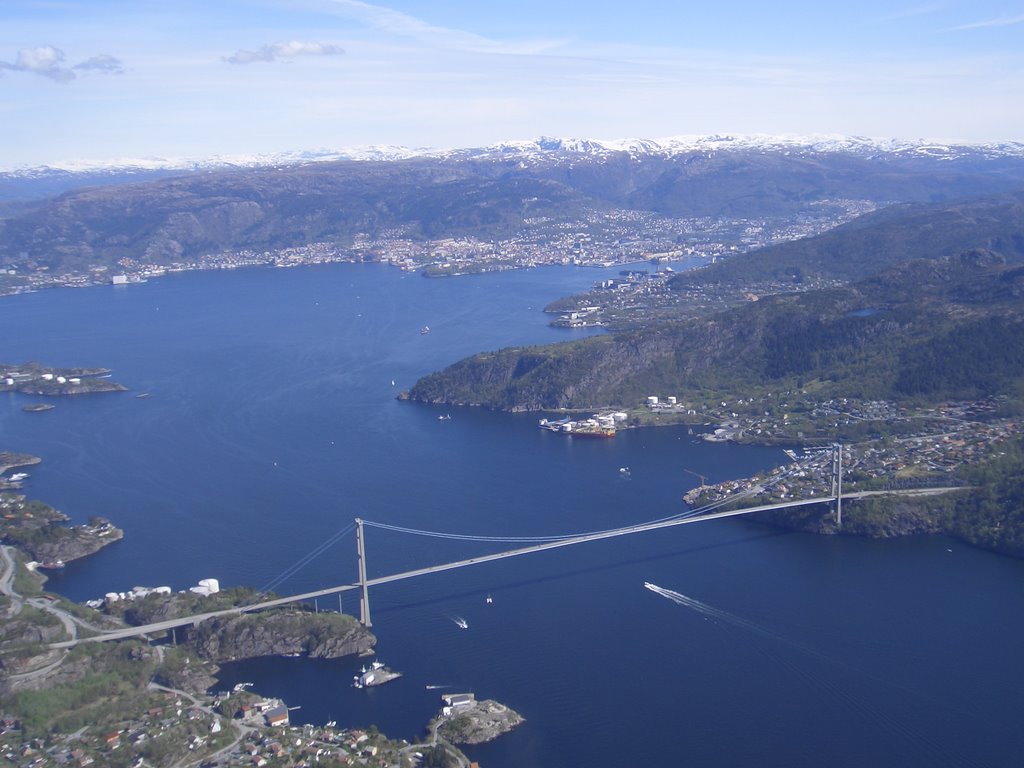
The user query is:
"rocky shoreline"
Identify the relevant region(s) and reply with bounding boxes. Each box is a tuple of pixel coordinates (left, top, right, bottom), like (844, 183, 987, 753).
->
(431, 697, 524, 745)
(0, 452, 42, 476)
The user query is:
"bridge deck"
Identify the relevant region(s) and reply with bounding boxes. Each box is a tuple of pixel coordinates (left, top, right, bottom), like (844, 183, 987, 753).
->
(50, 495, 835, 648)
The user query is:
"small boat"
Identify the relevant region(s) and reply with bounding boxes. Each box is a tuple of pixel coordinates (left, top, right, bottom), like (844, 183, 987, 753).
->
(420, 325, 430, 335)
(280, 651, 302, 658)
(485, 594, 493, 605)
(452, 616, 468, 629)
(438, 413, 451, 421)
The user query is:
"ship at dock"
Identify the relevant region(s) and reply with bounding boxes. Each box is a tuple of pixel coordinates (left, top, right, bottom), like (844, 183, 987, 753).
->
(353, 661, 402, 689)
(539, 412, 627, 438)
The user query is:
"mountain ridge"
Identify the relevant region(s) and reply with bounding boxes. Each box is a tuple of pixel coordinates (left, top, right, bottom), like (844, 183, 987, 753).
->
(6, 138, 1024, 275)
(6, 133, 1024, 177)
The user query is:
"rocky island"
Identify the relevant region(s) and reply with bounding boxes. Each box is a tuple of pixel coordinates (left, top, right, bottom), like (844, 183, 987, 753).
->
(21, 403, 56, 413)
(1, 362, 127, 396)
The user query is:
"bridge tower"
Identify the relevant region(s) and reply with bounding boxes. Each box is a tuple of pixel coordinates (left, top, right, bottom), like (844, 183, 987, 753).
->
(355, 518, 372, 627)
(834, 443, 843, 529)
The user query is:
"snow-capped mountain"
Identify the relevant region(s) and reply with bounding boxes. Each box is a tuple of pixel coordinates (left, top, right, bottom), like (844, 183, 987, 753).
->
(4, 145, 433, 178)
(442, 134, 1024, 163)
(6, 134, 1024, 178)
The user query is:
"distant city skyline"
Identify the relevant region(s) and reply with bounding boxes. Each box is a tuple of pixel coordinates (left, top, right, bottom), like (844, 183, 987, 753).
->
(2, 0, 1022, 168)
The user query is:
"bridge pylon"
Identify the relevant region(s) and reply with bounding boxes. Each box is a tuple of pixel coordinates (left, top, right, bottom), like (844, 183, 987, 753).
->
(834, 443, 843, 529)
(356, 518, 372, 627)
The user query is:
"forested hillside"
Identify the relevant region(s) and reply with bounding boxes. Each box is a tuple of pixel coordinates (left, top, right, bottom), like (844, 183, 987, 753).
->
(668, 190, 1024, 289)
(407, 250, 1024, 411)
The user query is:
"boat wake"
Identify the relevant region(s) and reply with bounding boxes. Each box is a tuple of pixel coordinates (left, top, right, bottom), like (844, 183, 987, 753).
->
(643, 582, 795, 647)
(449, 616, 468, 629)
(642, 582, 970, 765)
(425, 684, 452, 690)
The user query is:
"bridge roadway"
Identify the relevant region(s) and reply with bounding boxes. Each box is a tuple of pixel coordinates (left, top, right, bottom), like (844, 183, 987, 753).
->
(50, 495, 835, 649)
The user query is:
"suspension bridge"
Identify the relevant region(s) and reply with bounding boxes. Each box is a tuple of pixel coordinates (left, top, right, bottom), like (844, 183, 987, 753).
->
(52, 445, 850, 647)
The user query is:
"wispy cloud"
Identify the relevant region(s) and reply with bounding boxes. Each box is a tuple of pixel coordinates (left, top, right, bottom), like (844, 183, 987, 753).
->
(0, 46, 124, 82)
(875, 4, 946, 23)
(951, 14, 1024, 30)
(74, 54, 125, 75)
(224, 40, 345, 65)
(323, 0, 564, 55)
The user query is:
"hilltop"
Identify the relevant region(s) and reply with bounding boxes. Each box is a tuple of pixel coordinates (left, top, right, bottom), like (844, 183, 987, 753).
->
(667, 189, 1024, 288)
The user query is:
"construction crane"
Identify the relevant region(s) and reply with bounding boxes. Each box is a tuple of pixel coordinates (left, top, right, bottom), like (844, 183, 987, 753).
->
(683, 468, 707, 487)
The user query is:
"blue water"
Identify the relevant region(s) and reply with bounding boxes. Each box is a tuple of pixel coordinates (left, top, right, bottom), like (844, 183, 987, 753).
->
(3, 263, 1024, 767)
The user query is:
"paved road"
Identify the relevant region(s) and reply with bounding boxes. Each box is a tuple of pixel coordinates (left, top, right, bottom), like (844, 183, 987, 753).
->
(0, 545, 22, 618)
(1, 545, 76, 683)
(842, 487, 964, 499)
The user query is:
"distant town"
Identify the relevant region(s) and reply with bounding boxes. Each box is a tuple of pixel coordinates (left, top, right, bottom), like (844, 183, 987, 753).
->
(0, 200, 875, 298)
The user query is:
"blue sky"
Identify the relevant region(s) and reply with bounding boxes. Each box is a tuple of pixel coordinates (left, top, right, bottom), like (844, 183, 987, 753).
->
(1, 0, 1022, 168)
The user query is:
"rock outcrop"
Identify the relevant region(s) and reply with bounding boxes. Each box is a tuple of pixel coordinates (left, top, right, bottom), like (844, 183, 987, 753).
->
(21, 519, 124, 565)
(186, 610, 375, 662)
(434, 700, 524, 745)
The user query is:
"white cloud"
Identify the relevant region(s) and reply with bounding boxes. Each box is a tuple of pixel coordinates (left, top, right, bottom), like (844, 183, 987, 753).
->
(0, 46, 125, 82)
(225, 40, 345, 65)
(0, 46, 75, 82)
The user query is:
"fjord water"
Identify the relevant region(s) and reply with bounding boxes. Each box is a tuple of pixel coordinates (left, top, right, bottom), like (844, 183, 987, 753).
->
(3, 263, 1024, 767)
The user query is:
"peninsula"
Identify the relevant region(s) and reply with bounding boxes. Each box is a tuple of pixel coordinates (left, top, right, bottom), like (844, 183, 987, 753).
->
(402, 197, 1024, 558)
(0, 493, 123, 566)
